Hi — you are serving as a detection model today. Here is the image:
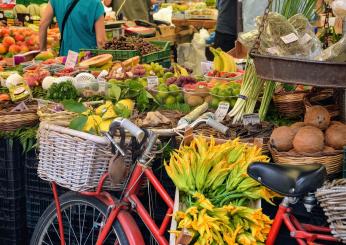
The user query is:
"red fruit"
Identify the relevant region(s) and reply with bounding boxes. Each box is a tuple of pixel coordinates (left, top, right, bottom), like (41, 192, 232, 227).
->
(14, 34, 25, 42)
(20, 45, 29, 53)
(8, 45, 21, 54)
(0, 28, 10, 37)
(0, 44, 7, 54)
(3, 36, 15, 47)
(25, 37, 35, 46)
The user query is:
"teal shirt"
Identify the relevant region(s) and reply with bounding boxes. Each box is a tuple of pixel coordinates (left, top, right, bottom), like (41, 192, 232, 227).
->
(50, 0, 105, 56)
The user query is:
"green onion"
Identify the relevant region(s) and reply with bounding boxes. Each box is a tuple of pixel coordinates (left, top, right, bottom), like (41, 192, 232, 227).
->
(258, 81, 277, 120)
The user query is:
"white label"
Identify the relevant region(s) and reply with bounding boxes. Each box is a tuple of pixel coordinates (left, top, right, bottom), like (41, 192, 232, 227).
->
(65, 50, 79, 69)
(147, 76, 159, 89)
(215, 102, 230, 122)
(242, 113, 260, 126)
(299, 33, 312, 45)
(280, 33, 299, 44)
(201, 61, 213, 74)
(329, 17, 336, 26)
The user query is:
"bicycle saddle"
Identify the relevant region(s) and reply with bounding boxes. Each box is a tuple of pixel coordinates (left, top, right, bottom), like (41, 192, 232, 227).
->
(247, 163, 327, 197)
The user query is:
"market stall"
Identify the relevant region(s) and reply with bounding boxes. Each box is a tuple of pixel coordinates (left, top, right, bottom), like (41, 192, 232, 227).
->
(0, 0, 345, 244)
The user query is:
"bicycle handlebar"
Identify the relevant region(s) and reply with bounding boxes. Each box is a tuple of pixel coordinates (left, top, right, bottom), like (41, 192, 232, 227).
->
(206, 118, 230, 135)
(109, 118, 145, 142)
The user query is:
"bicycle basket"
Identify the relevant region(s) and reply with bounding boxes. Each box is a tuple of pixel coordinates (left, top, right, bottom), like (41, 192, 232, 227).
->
(37, 122, 132, 192)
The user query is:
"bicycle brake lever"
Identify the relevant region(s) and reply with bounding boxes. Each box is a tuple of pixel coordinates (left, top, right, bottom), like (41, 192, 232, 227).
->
(105, 132, 126, 156)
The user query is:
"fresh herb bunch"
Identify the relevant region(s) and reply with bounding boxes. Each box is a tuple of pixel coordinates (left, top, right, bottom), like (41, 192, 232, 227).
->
(0, 127, 38, 153)
(46, 81, 79, 102)
(31, 86, 47, 99)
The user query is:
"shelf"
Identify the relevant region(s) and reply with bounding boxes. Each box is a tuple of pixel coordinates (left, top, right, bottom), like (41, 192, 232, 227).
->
(252, 53, 346, 88)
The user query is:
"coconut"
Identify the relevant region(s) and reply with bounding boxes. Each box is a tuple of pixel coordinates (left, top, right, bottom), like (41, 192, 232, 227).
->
(293, 126, 324, 153)
(290, 122, 305, 135)
(325, 124, 346, 150)
(304, 105, 331, 130)
(330, 121, 345, 126)
(270, 126, 295, 152)
(323, 146, 335, 153)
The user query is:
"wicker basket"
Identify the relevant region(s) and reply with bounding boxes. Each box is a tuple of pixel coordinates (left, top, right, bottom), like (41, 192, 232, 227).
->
(304, 89, 340, 118)
(37, 122, 132, 191)
(0, 101, 38, 131)
(269, 145, 344, 175)
(37, 100, 78, 127)
(315, 179, 346, 243)
(273, 91, 308, 118)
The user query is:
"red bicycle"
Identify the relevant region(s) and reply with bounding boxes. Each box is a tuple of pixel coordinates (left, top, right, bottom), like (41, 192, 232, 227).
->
(30, 116, 229, 245)
(248, 162, 339, 245)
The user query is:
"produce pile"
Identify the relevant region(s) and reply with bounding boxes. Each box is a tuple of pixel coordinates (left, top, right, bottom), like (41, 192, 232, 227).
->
(104, 36, 160, 55)
(0, 27, 59, 57)
(270, 105, 346, 154)
(166, 136, 279, 244)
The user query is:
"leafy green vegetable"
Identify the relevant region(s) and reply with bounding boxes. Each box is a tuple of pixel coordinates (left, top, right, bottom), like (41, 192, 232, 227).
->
(161, 103, 191, 113)
(69, 115, 87, 131)
(32, 86, 47, 99)
(107, 84, 121, 100)
(0, 127, 38, 153)
(114, 103, 131, 118)
(62, 100, 87, 113)
(46, 81, 79, 102)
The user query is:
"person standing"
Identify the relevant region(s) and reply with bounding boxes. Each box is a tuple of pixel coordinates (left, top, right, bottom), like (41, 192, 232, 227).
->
(214, 0, 238, 52)
(103, 0, 156, 21)
(39, 0, 106, 56)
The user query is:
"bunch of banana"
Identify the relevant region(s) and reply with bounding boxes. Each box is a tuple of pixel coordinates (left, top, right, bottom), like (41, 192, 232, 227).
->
(172, 193, 272, 245)
(165, 136, 278, 207)
(210, 47, 237, 73)
(173, 63, 189, 77)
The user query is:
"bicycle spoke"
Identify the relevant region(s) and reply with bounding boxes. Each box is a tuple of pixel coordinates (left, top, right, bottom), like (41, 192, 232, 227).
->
(80, 204, 87, 243)
(51, 222, 61, 241)
(83, 210, 102, 245)
(45, 232, 54, 245)
(63, 209, 80, 245)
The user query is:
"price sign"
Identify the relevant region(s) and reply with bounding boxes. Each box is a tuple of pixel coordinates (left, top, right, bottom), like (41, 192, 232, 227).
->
(201, 61, 213, 75)
(147, 76, 159, 89)
(65, 50, 79, 69)
(280, 33, 298, 44)
(242, 113, 261, 126)
(215, 102, 230, 122)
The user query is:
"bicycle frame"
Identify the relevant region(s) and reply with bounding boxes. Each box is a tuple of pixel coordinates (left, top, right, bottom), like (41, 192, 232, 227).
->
(52, 159, 174, 245)
(266, 197, 338, 245)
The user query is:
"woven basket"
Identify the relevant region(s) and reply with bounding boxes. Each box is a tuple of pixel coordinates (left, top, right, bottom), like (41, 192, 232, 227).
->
(273, 91, 308, 118)
(304, 89, 340, 118)
(269, 145, 344, 175)
(37, 122, 132, 192)
(315, 179, 346, 243)
(37, 100, 78, 127)
(0, 101, 38, 131)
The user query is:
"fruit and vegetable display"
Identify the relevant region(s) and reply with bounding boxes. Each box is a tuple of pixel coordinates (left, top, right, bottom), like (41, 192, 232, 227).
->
(209, 81, 241, 109)
(0, 27, 59, 57)
(104, 36, 160, 55)
(166, 136, 278, 244)
(270, 105, 346, 153)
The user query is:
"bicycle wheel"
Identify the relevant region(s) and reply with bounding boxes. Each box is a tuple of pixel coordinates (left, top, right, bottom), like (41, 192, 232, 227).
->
(30, 191, 129, 245)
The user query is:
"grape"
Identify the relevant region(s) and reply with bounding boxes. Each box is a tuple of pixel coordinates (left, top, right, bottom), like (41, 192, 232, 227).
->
(166, 77, 177, 85)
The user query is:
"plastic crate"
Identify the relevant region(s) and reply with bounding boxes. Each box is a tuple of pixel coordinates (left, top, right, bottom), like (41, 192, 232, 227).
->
(141, 41, 171, 64)
(158, 58, 171, 68)
(25, 151, 51, 194)
(80, 41, 170, 64)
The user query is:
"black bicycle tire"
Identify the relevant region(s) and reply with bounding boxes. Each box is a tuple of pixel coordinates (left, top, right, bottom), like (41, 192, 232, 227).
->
(30, 191, 130, 245)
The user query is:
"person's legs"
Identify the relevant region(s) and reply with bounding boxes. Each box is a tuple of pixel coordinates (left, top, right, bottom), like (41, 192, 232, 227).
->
(214, 31, 237, 52)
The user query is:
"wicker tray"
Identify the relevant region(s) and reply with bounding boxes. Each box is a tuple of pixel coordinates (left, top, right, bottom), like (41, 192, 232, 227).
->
(0, 101, 38, 131)
(37, 122, 132, 192)
(269, 145, 344, 175)
(37, 100, 78, 127)
(273, 91, 307, 118)
(315, 179, 346, 243)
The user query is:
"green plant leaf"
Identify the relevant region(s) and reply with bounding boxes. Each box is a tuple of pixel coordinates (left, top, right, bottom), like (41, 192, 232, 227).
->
(108, 84, 121, 100)
(69, 115, 87, 131)
(62, 100, 87, 113)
